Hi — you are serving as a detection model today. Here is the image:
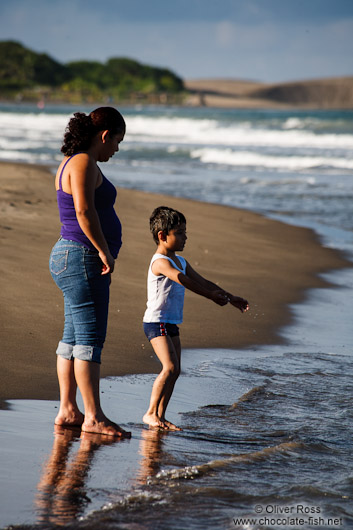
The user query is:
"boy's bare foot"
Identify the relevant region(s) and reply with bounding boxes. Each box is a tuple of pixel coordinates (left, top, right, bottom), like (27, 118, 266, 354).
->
(163, 419, 182, 431)
(82, 416, 131, 438)
(143, 412, 168, 430)
(55, 408, 84, 427)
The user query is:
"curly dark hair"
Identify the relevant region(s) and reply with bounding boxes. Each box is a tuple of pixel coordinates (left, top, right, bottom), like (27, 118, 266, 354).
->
(61, 107, 126, 156)
(149, 206, 186, 244)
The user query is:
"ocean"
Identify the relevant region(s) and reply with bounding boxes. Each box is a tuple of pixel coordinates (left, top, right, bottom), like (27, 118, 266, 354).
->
(0, 103, 352, 529)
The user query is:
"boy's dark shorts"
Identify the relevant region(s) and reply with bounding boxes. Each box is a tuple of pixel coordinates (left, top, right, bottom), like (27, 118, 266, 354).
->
(143, 322, 180, 341)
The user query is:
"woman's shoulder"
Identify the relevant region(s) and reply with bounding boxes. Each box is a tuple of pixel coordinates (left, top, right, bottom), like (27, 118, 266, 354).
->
(58, 152, 91, 170)
(56, 153, 99, 191)
(67, 153, 100, 177)
(68, 152, 94, 167)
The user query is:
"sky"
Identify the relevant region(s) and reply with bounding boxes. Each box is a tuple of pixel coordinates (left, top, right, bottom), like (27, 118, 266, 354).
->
(0, 0, 353, 83)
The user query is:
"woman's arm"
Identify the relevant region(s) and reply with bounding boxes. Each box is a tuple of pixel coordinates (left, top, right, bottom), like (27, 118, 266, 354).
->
(69, 154, 114, 274)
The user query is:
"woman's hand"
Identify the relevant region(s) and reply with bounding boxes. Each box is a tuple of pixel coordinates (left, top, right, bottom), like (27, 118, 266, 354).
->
(69, 154, 115, 274)
(99, 250, 115, 275)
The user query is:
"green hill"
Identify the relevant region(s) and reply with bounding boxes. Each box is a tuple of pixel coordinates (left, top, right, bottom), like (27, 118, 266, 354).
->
(2, 41, 351, 108)
(0, 41, 184, 103)
(0, 41, 68, 90)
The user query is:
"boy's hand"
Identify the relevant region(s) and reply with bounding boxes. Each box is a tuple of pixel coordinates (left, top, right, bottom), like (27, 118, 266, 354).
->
(210, 290, 229, 306)
(227, 295, 249, 313)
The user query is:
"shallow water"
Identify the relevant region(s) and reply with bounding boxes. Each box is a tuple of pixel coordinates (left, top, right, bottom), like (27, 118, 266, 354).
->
(0, 105, 352, 254)
(1, 269, 352, 530)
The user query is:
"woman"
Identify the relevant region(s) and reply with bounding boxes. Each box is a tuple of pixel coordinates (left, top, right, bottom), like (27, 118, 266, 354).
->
(49, 107, 130, 437)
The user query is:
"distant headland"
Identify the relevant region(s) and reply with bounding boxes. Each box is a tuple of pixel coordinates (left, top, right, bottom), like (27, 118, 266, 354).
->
(1, 41, 352, 109)
(184, 77, 353, 109)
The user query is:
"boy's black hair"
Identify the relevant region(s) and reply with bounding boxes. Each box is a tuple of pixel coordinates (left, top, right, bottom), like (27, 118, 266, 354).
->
(150, 206, 186, 244)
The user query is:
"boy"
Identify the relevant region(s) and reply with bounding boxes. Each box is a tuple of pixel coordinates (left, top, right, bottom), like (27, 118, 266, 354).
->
(142, 206, 249, 431)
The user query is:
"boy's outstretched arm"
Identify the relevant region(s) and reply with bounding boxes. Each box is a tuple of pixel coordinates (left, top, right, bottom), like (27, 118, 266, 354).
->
(186, 262, 249, 313)
(226, 294, 249, 313)
(151, 258, 228, 306)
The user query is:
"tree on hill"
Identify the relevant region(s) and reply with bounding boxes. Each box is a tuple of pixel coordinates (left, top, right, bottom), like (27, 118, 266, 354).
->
(0, 41, 69, 90)
(66, 60, 106, 88)
(66, 57, 184, 96)
(0, 41, 184, 102)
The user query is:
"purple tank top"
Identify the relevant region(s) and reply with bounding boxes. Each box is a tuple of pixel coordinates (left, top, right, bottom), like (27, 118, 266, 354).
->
(57, 154, 122, 258)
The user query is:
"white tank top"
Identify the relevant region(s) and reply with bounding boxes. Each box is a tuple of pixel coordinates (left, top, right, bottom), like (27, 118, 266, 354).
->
(143, 253, 187, 324)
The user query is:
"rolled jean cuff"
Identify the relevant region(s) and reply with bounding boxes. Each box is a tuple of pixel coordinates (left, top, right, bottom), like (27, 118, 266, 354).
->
(56, 341, 74, 360)
(56, 341, 102, 364)
(73, 345, 102, 363)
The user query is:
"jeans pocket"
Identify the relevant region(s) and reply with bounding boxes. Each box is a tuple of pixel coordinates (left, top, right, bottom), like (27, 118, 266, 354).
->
(50, 250, 68, 275)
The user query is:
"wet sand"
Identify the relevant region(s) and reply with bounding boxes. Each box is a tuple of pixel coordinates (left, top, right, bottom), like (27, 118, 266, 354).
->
(0, 161, 350, 401)
(0, 349, 247, 528)
(0, 160, 352, 528)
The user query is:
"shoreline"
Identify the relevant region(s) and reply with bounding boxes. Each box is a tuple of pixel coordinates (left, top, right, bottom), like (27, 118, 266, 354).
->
(1, 75, 353, 110)
(1, 98, 352, 112)
(0, 161, 350, 401)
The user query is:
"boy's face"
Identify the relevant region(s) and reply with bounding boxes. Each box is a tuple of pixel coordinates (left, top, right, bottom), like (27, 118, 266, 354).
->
(164, 223, 187, 252)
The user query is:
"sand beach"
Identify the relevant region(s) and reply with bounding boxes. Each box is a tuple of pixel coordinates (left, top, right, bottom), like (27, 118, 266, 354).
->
(0, 161, 352, 529)
(0, 161, 348, 402)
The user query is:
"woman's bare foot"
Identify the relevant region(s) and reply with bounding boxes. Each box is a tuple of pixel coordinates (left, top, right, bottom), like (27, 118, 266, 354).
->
(55, 408, 84, 427)
(80, 431, 119, 447)
(82, 415, 131, 438)
(162, 419, 182, 431)
(143, 412, 168, 430)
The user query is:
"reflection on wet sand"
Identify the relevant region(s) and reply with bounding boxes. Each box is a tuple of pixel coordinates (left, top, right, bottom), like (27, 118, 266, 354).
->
(35, 425, 121, 527)
(137, 429, 169, 484)
(35, 425, 171, 526)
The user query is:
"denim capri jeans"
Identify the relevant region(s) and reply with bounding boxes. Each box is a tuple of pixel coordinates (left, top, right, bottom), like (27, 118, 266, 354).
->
(49, 238, 110, 363)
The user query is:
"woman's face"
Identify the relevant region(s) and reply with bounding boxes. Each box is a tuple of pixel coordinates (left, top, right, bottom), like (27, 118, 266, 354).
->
(99, 130, 125, 162)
